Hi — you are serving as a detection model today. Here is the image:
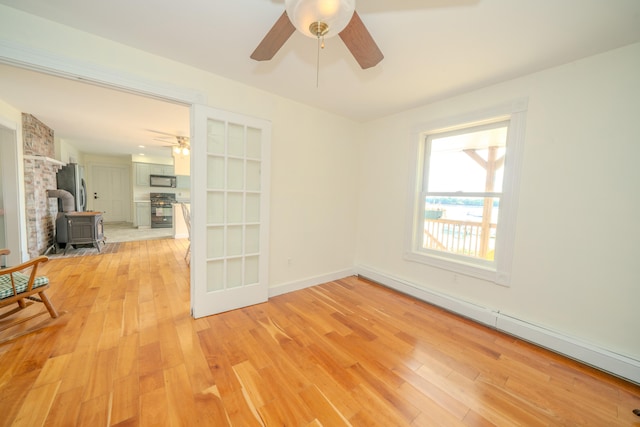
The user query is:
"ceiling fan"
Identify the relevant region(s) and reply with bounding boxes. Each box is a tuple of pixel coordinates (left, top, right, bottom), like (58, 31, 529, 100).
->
(148, 130, 191, 156)
(250, 0, 383, 69)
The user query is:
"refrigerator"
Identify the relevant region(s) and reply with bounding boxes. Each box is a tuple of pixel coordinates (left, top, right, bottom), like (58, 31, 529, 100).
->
(56, 163, 87, 212)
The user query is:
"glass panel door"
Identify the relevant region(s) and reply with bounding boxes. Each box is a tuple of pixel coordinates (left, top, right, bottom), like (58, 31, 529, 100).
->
(191, 106, 271, 318)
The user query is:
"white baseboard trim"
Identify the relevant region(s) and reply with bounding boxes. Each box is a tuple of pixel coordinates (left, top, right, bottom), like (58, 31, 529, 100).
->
(174, 233, 188, 239)
(355, 264, 640, 385)
(268, 268, 355, 298)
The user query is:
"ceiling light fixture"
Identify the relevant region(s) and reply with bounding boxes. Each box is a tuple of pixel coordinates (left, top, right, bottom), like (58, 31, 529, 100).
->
(285, 0, 355, 39)
(285, 0, 356, 86)
(171, 136, 190, 156)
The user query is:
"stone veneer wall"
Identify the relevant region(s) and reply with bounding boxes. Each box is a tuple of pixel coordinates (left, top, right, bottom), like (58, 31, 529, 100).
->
(22, 113, 61, 257)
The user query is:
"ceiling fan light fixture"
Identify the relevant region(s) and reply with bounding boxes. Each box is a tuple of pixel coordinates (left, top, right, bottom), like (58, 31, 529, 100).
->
(285, 0, 355, 39)
(182, 147, 190, 156)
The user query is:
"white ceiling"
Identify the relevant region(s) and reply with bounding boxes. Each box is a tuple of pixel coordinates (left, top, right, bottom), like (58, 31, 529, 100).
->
(0, 0, 639, 157)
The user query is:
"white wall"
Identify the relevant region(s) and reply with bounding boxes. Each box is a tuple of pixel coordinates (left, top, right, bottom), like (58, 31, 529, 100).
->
(55, 138, 83, 164)
(0, 5, 360, 290)
(356, 43, 640, 370)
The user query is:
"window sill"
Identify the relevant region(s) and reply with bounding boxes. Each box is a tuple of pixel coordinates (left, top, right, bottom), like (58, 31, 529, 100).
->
(404, 250, 510, 287)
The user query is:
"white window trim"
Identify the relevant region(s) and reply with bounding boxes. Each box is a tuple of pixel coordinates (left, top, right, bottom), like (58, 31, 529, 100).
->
(404, 98, 528, 287)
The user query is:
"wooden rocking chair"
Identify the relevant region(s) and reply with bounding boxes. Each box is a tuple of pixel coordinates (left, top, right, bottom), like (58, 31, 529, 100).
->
(0, 249, 58, 321)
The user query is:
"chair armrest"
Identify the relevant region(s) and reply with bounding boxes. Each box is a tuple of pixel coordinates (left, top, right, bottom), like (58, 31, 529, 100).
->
(0, 256, 49, 296)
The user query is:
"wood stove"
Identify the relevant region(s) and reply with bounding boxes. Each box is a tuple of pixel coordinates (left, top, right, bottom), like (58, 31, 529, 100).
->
(57, 211, 105, 254)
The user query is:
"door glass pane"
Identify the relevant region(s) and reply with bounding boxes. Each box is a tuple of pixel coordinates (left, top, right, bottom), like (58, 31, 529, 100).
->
(207, 260, 224, 292)
(245, 193, 260, 223)
(207, 156, 225, 189)
(207, 192, 224, 224)
(246, 160, 261, 191)
(227, 158, 244, 190)
(227, 193, 243, 223)
(226, 226, 243, 256)
(246, 127, 261, 159)
(228, 123, 244, 157)
(207, 120, 226, 154)
(245, 256, 259, 285)
(207, 227, 224, 258)
(227, 258, 243, 288)
(245, 225, 260, 254)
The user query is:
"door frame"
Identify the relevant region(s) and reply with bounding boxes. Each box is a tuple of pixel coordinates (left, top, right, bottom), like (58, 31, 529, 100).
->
(0, 41, 207, 306)
(0, 117, 27, 264)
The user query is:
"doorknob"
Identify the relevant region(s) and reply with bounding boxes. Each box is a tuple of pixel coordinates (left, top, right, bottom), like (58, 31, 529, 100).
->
(94, 192, 99, 199)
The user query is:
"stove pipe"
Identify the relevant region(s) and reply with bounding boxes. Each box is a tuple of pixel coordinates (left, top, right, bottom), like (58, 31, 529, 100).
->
(47, 189, 76, 213)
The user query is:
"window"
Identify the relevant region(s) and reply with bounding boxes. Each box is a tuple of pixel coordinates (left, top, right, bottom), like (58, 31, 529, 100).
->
(406, 100, 527, 285)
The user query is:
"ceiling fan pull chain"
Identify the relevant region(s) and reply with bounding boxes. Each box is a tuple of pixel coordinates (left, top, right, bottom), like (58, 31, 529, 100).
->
(316, 32, 321, 88)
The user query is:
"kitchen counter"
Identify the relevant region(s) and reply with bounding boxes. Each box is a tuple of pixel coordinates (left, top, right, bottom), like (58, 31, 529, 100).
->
(173, 202, 190, 239)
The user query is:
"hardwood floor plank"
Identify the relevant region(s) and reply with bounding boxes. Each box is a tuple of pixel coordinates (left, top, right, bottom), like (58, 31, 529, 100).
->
(11, 380, 60, 426)
(33, 353, 71, 388)
(0, 240, 637, 426)
(139, 387, 169, 426)
(110, 374, 139, 425)
(115, 332, 139, 379)
(298, 385, 352, 427)
(43, 386, 84, 426)
(164, 363, 199, 426)
(76, 393, 112, 426)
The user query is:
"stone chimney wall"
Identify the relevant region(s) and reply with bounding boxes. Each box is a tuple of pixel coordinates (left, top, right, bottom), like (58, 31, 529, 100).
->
(22, 113, 61, 257)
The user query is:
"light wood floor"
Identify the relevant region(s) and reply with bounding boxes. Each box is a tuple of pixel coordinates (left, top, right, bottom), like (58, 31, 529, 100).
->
(1, 239, 639, 426)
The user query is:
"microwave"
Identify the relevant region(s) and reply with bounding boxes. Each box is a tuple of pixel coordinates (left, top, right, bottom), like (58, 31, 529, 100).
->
(150, 174, 177, 188)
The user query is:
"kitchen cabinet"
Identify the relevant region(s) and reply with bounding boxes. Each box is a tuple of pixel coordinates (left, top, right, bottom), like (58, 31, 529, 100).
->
(135, 163, 150, 186)
(150, 164, 174, 176)
(135, 202, 151, 228)
(176, 175, 190, 189)
(135, 163, 175, 187)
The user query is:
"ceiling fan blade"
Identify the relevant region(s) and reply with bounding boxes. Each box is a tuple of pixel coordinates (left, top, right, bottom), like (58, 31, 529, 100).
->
(146, 129, 186, 138)
(339, 11, 384, 69)
(250, 11, 296, 61)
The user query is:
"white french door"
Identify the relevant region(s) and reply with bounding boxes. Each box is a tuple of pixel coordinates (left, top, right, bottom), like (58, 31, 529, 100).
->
(191, 105, 271, 318)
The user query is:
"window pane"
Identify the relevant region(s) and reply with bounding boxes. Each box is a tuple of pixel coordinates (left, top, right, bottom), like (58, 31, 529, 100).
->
(427, 125, 507, 193)
(207, 120, 225, 154)
(207, 156, 224, 189)
(246, 127, 262, 159)
(206, 260, 224, 292)
(207, 191, 224, 224)
(422, 196, 499, 260)
(228, 123, 244, 157)
(227, 258, 243, 288)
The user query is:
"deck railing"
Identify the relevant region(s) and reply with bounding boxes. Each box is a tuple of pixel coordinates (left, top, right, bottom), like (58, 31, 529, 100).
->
(423, 218, 497, 259)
